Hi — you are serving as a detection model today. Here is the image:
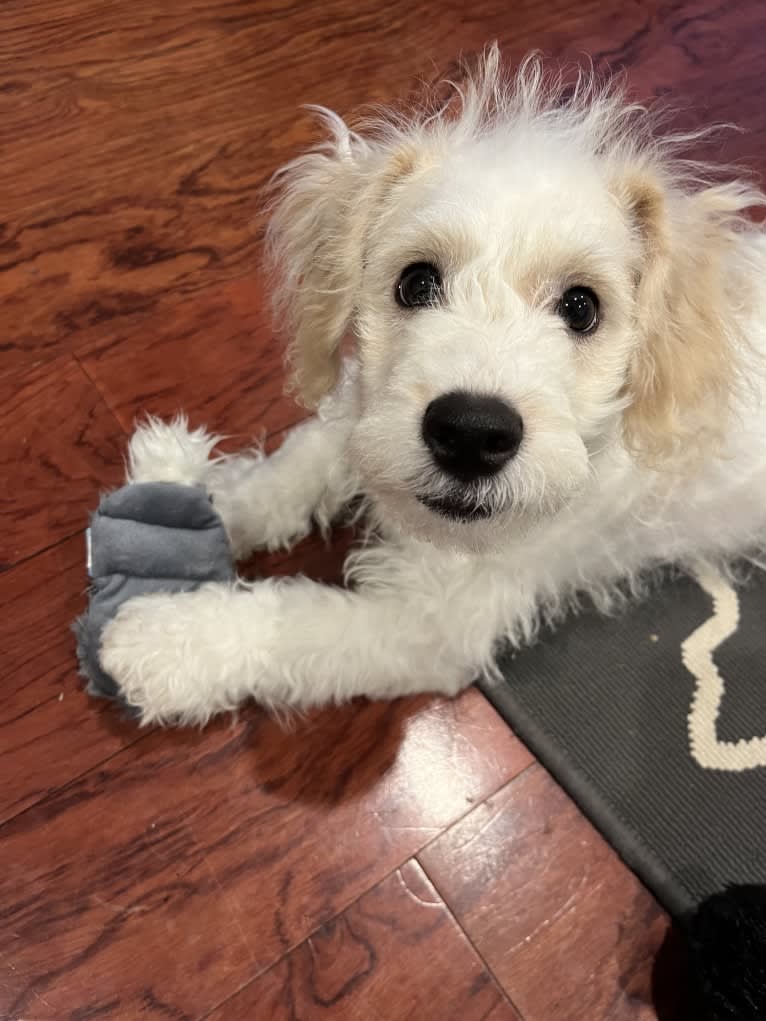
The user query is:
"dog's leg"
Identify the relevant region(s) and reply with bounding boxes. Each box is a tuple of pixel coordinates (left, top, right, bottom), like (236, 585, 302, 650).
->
(207, 412, 359, 558)
(98, 552, 513, 725)
(127, 365, 360, 558)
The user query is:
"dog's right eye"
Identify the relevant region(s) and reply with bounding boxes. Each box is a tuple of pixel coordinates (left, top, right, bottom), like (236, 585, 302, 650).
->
(557, 286, 600, 334)
(396, 263, 442, 309)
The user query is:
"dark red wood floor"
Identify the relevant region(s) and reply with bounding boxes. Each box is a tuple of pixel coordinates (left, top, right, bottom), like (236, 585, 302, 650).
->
(2, 2, 764, 1018)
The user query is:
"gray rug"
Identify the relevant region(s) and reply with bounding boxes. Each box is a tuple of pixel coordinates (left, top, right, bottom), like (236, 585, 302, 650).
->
(482, 567, 766, 918)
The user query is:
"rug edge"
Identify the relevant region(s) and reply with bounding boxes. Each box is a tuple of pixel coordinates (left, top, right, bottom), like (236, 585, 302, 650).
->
(478, 673, 696, 920)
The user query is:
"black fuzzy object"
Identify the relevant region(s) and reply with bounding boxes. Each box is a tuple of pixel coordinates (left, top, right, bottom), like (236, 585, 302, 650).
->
(686, 885, 766, 1020)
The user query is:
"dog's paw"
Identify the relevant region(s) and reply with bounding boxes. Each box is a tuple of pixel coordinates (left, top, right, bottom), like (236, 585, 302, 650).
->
(127, 415, 220, 487)
(98, 585, 280, 726)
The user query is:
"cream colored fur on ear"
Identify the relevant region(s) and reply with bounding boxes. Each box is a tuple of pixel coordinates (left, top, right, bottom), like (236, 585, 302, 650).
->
(621, 173, 762, 463)
(265, 111, 366, 407)
(267, 113, 424, 408)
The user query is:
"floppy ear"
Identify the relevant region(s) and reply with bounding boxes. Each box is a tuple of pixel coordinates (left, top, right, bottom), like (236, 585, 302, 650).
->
(617, 169, 759, 464)
(266, 112, 375, 408)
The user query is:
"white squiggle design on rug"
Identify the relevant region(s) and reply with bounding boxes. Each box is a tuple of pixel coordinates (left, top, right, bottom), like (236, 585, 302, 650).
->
(683, 566, 766, 771)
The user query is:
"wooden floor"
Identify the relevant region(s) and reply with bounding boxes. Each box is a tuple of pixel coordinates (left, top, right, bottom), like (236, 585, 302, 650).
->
(2, 2, 764, 1018)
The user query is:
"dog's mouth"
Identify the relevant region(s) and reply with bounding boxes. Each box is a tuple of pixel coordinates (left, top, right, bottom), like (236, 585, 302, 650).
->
(417, 492, 495, 522)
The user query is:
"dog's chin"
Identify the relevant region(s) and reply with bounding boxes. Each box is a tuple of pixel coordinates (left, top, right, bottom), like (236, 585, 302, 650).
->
(367, 469, 582, 552)
(367, 484, 520, 553)
(416, 492, 497, 522)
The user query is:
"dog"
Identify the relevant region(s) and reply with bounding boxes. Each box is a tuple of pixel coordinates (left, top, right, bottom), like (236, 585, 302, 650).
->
(99, 47, 766, 725)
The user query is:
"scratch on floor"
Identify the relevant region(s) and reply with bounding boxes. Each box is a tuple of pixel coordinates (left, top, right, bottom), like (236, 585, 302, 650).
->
(92, 894, 150, 916)
(184, 822, 259, 966)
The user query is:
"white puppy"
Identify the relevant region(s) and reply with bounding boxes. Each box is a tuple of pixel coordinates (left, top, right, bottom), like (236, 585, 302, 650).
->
(100, 48, 766, 725)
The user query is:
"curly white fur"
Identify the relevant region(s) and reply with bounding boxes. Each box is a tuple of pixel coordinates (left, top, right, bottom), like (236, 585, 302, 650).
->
(100, 48, 766, 726)
(127, 414, 221, 486)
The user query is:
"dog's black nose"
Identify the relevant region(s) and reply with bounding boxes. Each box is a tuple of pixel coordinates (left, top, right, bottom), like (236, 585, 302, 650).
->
(422, 391, 523, 481)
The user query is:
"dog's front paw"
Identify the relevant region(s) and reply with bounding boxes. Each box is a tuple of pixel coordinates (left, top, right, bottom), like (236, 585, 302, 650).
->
(99, 585, 279, 725)
(127, 416, 220, 486)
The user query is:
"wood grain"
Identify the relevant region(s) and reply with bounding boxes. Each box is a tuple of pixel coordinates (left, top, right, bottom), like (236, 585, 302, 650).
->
(76, 272, 305, 445)
(205, 859, 521, 1020)
(0, 689, 530, 1019)
(0, 355, 126, 568)
(0, 535, 148, 825)
(420, 766, 671, 1021)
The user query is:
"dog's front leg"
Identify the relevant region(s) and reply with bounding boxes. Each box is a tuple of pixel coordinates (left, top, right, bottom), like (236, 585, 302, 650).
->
(126, 363, 361, 560)
(98, 559, 510, 726)
(209, 360, 361, 557)
(208, 410, 360, 559)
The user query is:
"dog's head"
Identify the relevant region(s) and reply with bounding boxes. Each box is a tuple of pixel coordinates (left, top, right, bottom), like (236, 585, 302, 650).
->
(268, 48, 759, 551)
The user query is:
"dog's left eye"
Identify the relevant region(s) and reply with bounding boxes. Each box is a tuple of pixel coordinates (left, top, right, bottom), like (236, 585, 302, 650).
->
(396, 263, 442, 309)
(557, 286, 600, 334)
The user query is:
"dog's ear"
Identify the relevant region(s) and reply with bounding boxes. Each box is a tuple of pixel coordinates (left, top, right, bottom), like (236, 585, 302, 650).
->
(616, 168, 758, 464)
(268, 111, 425, 407)
(266, 112, 369, 407)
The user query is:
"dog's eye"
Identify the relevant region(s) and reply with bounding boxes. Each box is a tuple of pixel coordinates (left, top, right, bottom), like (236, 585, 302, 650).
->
(557, 286, 599, 334)
(396, 263, 442, 309)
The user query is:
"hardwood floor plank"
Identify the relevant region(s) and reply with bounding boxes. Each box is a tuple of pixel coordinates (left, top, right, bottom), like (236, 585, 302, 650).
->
(419, 766, 671, 1020)
(0, 535, 147, 825)
(0, 689, 531, 1020)
(0, 356, 126, 568)
(204, 860, 521, 1021)
(76, 273, 305, 444)
(245, 526, 356, 587)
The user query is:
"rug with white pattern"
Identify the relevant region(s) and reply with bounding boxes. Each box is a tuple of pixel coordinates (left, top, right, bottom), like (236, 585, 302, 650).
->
(483, 567, 766, 917)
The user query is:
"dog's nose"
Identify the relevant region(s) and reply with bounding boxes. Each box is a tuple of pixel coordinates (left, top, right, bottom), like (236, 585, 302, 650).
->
(422, 391, 523, 481)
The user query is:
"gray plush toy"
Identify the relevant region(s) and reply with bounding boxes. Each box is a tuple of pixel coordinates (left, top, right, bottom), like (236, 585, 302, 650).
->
(74, 481, 234, 709)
